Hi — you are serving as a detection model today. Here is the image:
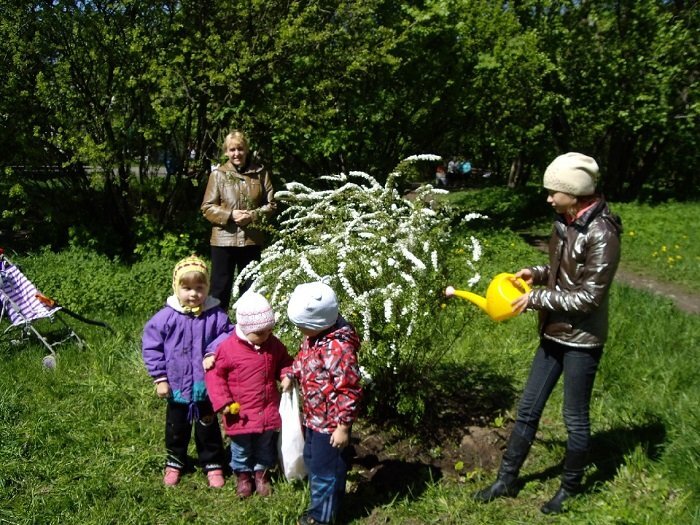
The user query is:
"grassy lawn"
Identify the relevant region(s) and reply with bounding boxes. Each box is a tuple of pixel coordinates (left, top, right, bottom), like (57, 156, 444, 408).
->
(0, 197, 698, 524)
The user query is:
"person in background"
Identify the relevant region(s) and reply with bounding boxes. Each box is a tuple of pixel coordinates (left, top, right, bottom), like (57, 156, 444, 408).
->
(205, 291, 293, 498)
(473, 152, 622, 514)
(435, 164, 448, 187)
(201, 130, 276, 311)
(142, 255, 233, 488)
(282, 282, 363, 525)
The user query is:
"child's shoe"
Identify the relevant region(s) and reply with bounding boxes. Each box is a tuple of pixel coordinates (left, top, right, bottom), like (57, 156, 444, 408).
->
(254, 469, 272, 496)
(207, 469, 225, 488)
(235, 471, 254, 498)
(163, 467, 181, 486)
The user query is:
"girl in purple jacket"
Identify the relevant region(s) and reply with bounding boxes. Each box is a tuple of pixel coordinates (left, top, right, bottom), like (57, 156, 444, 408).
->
(142, 255, 233, 488)
(205, 291, 293, 498)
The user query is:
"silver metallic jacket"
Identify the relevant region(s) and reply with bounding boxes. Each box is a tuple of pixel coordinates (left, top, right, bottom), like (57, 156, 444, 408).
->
(528, 199, 622, 348)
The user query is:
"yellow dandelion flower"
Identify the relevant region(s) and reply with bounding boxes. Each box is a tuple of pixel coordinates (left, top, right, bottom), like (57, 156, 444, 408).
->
(675, 255, 682, 260)
(628, 231, 635, 236)
(661, 245, 667, 252)
(440, 303, 446, 309)
(652, 252, 658, 257)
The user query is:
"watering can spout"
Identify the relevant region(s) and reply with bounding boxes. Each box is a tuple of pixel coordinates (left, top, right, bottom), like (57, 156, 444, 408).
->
(445, 286, 488, 313)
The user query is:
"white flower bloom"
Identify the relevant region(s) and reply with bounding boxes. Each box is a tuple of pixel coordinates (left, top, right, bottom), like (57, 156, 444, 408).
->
(299, 254, 320, 279)
(400, 246, 426, 271)
(468, 273, 481, 287)
(462, 212, 488, 223)
(431, 250, 439, 271)
(359, 366, 373, 383)
(400, 272, 416, 287)
(470, 236, 482, 262)
(402, 154, 442, 162)
(387, 257, 397, 268)
(384, 298, 393, 323)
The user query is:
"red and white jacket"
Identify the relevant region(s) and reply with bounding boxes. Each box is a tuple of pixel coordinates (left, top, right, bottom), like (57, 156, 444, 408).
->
(291, 317, 362, 434)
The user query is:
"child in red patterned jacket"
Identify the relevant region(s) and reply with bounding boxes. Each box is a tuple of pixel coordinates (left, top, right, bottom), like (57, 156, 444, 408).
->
(281, 281, 362, 525)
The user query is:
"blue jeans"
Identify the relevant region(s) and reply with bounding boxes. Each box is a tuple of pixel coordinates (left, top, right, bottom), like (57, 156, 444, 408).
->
(303, 427, 351, 524)
(229, 430, 277, 472)
(513, 339, 602, 453)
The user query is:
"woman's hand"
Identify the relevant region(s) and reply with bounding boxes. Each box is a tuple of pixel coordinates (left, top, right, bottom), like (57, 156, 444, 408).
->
(156, 381, 171, 399)
(232, 210, 253, 226)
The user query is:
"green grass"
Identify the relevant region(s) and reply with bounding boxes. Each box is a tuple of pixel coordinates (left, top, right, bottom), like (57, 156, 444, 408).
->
(2, 284, 697, 523)
(1, 198, 698, 524)
(611, 201, 700, 293)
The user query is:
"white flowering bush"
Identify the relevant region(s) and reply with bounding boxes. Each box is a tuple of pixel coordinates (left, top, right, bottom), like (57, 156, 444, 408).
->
(234, 157, 483, 422)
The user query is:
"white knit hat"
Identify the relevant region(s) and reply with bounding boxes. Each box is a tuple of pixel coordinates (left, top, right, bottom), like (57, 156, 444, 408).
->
(234, 292, 276, 334)
(287, 282, 339, 331)
(543, 152, 599, 196)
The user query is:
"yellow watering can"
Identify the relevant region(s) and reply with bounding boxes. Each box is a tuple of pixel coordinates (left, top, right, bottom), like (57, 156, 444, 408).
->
(445, 273, 531, 322)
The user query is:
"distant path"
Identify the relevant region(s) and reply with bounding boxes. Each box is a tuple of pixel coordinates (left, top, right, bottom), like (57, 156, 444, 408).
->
(528, 238, 700, 315)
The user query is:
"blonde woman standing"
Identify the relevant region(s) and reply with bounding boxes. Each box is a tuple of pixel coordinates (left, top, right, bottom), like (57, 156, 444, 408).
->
(201, 131, 276, 311)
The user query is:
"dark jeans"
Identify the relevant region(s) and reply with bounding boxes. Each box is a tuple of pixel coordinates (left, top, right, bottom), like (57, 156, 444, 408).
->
(165, 400, 224, 473)
(209, 245, 262, 311)
(303, 427, 351, 524)
(512, 339, 602, 454)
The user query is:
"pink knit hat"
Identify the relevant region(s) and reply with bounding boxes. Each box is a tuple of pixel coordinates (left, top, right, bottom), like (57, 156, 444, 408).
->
(234, 291, 276, 334)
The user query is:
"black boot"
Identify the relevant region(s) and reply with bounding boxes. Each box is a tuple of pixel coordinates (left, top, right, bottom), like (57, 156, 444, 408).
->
(541, 450, 587, 514)
(473, 432, 532, 503)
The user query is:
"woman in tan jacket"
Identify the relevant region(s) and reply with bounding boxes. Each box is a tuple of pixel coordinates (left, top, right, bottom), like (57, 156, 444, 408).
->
(201, 131, 276, 311)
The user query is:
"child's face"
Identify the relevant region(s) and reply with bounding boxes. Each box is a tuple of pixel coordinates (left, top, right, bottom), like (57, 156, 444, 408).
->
(246, 328, 272, 345)
(299, 327, 323, 337)
(546, 190, 578, 215)
(224, 140, 248, 167)
(177, 281, 208, 309)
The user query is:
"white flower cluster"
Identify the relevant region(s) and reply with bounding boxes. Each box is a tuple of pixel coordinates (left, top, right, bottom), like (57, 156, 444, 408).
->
(232, 159, 482, 379)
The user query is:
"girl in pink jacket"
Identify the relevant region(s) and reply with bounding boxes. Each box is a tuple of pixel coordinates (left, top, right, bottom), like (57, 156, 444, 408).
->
(205, 292, 293, 498)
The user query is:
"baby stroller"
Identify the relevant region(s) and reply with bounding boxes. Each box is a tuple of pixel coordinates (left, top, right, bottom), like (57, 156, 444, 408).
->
(0, 248, 111, 368)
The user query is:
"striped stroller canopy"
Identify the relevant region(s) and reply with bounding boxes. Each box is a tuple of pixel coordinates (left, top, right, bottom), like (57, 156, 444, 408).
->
(0, 258, 61, 326)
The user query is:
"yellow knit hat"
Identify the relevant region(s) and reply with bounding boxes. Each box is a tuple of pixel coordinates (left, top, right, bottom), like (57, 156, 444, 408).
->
(172, 255, 209, 294)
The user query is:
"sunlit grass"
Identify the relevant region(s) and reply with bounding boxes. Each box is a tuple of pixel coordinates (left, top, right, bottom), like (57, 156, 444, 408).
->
(1, 199, 698, 524)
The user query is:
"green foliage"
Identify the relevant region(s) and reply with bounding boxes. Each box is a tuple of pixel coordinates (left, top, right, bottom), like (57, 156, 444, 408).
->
(14, 247, 176, 317)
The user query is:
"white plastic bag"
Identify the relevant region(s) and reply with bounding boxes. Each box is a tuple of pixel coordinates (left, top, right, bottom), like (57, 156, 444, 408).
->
(278, 385, 307, 481)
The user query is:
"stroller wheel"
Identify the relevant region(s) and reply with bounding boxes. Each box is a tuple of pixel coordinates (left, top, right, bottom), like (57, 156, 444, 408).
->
(42, 354, 57, 369)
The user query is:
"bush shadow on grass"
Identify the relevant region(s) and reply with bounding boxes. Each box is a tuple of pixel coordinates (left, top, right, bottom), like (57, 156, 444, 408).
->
(340, 361, 519, 523)
(518, 419, 667, 491)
